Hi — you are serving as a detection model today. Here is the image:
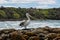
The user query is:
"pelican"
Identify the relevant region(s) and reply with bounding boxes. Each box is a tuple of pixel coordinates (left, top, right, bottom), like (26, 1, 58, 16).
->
(19, 13, 31, 29)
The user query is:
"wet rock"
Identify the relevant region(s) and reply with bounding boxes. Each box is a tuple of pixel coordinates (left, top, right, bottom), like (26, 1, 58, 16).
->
(44, 26, 50, 28)
(45, 33, 57, 40)
(43, 28, 53, 33)
(57, 34, 60, 37)
(25, 32, 37, 37)
(52, 28, 60, 33)
(28, 36, 39, 40)
(9, 31, 26, 40)
(1, 34, 10, 40)
(32, 29, 44, 34)
(0, 29, 16, 34)
(53, 37, 60, 40)
(38, 33, 46, 40)
(0, 37, 2, 40)
(0, 27, 60, 40)
(23, 35, 29, 40)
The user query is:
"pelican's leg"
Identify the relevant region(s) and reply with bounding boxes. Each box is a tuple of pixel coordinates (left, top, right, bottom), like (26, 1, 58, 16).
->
(25, 26, 27, 29)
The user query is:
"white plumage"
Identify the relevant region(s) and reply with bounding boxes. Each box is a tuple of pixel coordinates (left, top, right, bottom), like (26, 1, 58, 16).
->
(19, 13, 30, 29)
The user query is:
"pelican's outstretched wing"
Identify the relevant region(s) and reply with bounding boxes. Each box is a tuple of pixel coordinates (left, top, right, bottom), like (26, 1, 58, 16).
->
(19, 22, 25, 26)
(19, 20, 25, 26)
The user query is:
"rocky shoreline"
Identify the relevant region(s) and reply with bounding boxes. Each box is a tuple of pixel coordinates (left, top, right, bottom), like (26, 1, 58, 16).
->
(0, 27, 60, 40)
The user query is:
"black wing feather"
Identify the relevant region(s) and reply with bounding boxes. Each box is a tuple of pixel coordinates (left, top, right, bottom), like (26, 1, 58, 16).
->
(19, 22, 25, 26)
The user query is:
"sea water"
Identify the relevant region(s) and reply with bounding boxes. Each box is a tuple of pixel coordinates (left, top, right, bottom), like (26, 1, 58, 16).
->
(0, 20, 60, 29)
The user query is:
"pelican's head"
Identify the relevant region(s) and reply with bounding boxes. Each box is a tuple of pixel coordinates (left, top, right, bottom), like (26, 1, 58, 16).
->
(26, 13, 29, 16)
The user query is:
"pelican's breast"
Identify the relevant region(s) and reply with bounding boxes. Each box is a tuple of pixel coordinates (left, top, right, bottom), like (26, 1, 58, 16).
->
(24, 20, 30, 26)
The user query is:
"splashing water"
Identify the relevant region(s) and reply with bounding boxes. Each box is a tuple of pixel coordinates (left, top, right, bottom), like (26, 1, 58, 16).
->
(0, 20, 60, 29)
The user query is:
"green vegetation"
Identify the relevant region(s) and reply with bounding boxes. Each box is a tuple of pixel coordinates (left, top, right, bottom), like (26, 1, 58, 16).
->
(0, 10, 7, 19)
(0, 6, 60, 20)
(12, 11, 20, 19)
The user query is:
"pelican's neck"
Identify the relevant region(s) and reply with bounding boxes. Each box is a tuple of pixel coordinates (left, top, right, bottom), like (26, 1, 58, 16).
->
(26, 14, 30, 20)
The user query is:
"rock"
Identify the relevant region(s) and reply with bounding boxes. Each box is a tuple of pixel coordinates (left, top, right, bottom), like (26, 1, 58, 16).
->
(32, 29, 44, 34)
(9, 31, 26, 40)
(28, 36, 39, 40)
(25, 32, 37, 37)
(23, 35, 29, 40)
(1, 34, 10, 40)
(0, 37, 2, 40)
(45, 33, 57, 40)
(0, 29, 16, 34)
(52, 28, 60, 33)
(44, 26, 50, 28)
(38, 33, 46, 40)
(0, 28, 60, 40)
(53, 37, 60, 40)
